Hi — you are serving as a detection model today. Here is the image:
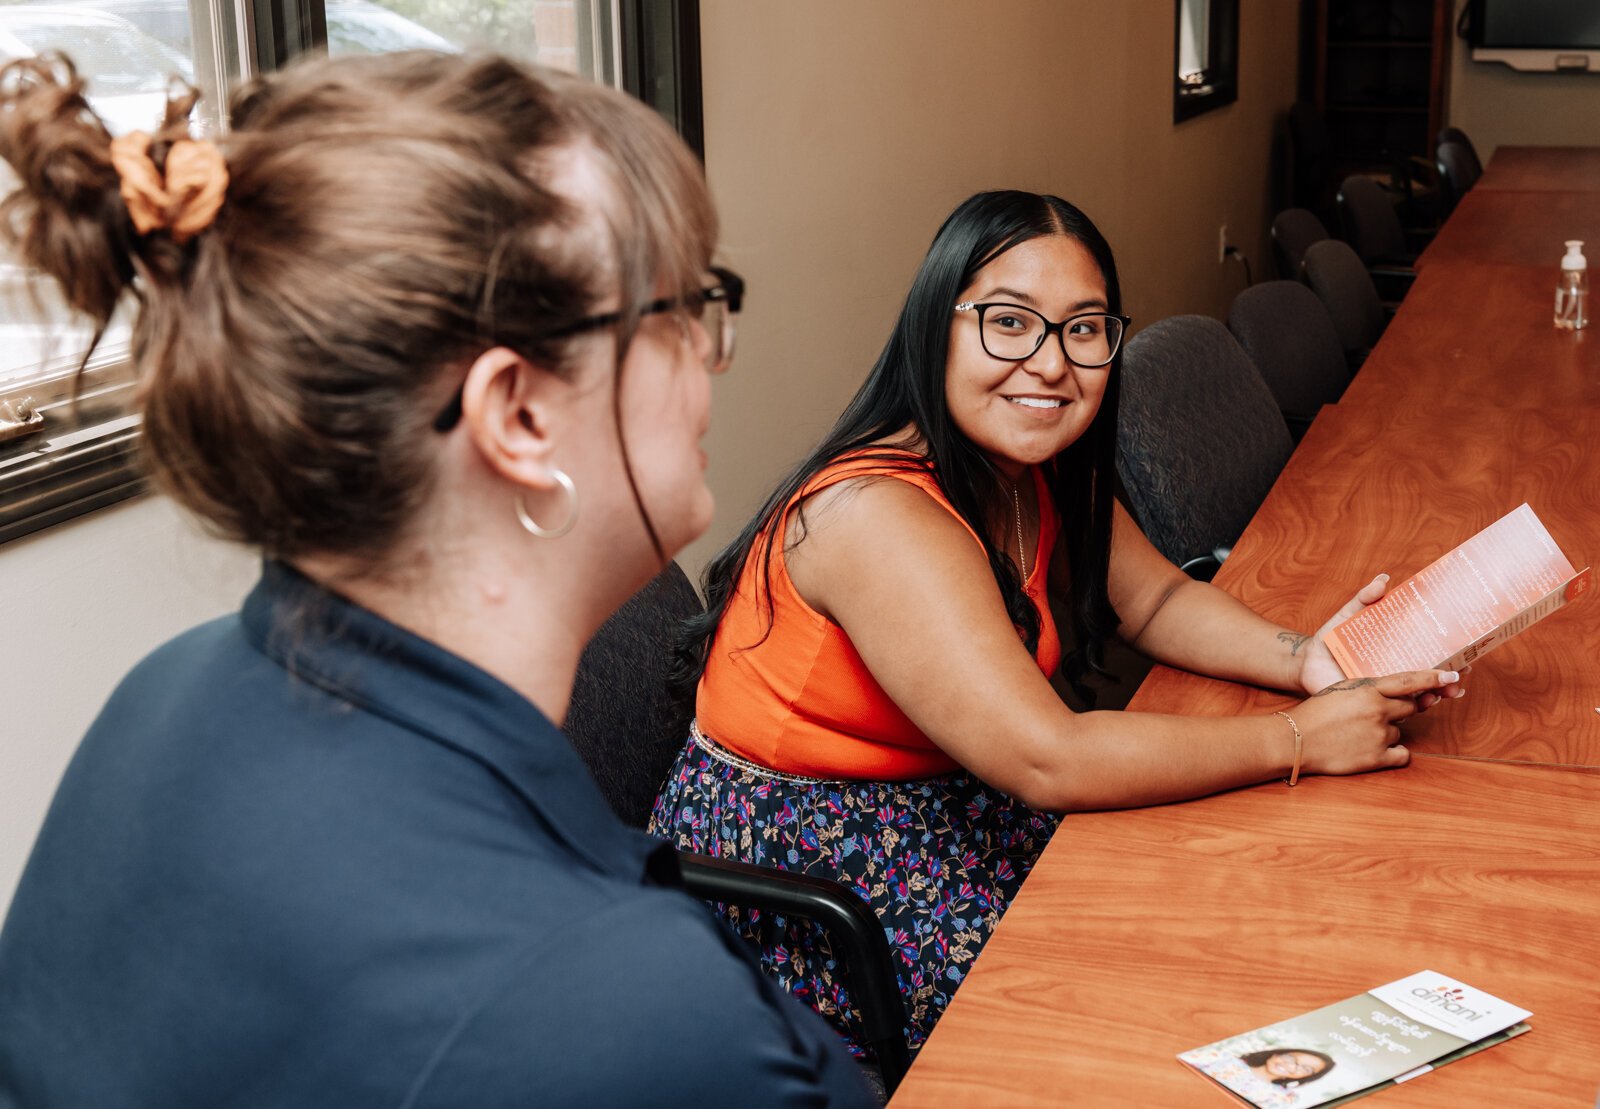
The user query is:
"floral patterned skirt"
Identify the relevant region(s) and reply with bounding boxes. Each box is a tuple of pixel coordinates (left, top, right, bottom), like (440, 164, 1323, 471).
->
(647, 723, 1059, 1057)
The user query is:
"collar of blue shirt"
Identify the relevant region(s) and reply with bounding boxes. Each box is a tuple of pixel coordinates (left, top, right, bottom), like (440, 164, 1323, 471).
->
(240, 560, 679, 887)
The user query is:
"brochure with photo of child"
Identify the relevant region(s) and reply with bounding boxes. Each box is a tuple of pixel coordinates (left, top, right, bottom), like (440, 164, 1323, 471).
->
(1177, 971, 1532, 1108)
(1323, 503, 1589, 680)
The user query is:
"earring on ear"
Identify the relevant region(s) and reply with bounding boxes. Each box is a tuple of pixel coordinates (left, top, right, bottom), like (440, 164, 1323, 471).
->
(514, 468, 579, 539)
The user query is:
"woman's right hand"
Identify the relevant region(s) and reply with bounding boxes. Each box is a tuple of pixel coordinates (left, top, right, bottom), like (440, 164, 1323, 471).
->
(1290, 669, 1459, 777)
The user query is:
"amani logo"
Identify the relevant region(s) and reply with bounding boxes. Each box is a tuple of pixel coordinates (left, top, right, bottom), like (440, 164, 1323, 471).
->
(1411, 984, 1483, 1022)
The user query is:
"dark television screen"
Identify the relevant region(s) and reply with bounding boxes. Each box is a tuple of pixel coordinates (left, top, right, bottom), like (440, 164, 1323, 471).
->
(1474, 0, 1600, 50)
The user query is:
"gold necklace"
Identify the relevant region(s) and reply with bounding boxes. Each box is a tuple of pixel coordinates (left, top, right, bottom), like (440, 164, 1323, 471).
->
(1012, 479, 1028, 582)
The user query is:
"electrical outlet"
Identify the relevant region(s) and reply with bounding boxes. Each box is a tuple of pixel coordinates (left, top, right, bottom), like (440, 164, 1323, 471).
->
(1218, 224, 1229, 264)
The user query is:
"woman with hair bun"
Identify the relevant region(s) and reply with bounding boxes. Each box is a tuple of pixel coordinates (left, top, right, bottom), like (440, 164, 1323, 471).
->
(653, 190, 1465, 1057)
(0, 52, 870, 1106)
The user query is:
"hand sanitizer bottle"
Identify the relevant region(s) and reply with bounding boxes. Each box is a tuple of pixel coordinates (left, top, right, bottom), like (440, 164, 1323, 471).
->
(1554, 240, 1587, 330)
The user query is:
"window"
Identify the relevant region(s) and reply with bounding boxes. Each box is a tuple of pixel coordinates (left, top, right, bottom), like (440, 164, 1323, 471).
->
(0, 0, 700, 544)
(326, 0, 615, 81)
(619, 0, 700, 156)
(0, 0, 236, 543)
(1174, 0, 1238, 122)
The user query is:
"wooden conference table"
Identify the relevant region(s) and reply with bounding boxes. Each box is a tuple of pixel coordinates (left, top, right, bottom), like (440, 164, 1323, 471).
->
(1338, 261, 1600, 409)
(1474, 145, 1600, 193)
(1418, 189, 1600, 272)
(892, 149, 1600, 1105)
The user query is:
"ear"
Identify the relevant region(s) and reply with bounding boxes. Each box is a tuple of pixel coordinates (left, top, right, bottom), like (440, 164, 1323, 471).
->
(458, 346, 571, 491)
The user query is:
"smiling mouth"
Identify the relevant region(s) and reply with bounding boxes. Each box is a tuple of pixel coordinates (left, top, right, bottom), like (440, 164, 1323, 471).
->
(1005, 396, 1067, 409)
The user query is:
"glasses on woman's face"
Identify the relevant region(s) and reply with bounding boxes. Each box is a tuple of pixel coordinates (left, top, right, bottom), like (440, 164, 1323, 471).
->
(953, 301, 1129, 368)
(432, 266, 745, 433)
(547, 265, 745, 373)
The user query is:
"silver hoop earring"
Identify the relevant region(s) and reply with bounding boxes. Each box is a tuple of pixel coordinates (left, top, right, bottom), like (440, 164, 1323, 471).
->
(514, 469, 578, 539)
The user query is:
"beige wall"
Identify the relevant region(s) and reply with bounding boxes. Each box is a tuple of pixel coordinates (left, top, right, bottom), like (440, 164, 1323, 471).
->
(685, 0, 1301, 575)
(1447, 4, 1600, 158)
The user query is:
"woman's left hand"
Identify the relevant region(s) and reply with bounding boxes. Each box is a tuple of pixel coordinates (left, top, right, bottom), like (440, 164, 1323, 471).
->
(1295, 573, 1468, 708)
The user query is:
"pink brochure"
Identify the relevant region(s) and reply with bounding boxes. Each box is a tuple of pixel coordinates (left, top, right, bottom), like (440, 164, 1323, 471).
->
(1325, 504, 1591, 679)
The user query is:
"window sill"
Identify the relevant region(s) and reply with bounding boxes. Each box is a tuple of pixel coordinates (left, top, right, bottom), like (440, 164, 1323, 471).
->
(1174, 80, 1238, 122)
(0, 353, 147, 547)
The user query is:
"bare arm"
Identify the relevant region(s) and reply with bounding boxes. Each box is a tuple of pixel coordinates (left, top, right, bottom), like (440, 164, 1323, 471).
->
(1103, 505, 1464, 703)
(785, 480, 1444, 813)
(1103, 501, 1307, 691)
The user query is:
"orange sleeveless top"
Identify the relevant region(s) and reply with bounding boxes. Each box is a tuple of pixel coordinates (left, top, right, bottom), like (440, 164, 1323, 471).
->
(696, 451, 1061, 780)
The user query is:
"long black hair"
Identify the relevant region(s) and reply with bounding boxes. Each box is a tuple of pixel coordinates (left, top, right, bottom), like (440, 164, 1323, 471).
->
(677, 190, 1124, 696)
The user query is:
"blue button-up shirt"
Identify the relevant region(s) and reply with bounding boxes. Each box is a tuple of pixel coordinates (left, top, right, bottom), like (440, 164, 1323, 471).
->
(0, 563, 870, 1107)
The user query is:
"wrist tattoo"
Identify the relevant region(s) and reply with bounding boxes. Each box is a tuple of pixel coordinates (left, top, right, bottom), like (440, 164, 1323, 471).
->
(1277, 631, 1311, 657)
(1312, 678, 1376, 696)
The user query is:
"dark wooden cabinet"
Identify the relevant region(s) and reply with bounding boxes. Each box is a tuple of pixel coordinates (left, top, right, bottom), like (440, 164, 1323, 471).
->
(1310, 0, 1451, 181)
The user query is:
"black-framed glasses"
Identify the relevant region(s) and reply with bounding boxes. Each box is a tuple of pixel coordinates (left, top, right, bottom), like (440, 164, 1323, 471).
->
(432, 266, 745, 433)
(953, 301, 1130, 368)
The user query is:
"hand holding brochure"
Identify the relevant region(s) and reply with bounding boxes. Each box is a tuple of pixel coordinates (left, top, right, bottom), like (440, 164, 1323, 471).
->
(1324, 504, 1590, 679)
(1179, 971, 1532, 1107)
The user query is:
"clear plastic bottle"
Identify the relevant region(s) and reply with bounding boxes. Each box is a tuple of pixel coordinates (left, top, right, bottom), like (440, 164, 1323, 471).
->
(1554, 239, 1588, 330)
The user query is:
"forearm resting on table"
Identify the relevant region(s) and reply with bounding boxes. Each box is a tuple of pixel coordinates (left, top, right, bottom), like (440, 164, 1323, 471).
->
(1126, 578, 1306, 692)
(1012, 708, 1294, 813)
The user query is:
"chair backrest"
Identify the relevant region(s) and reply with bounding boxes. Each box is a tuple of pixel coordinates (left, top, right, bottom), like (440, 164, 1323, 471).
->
(1436, 126, 1483, 178)
(1226, 281, 1349, 422)
(565, 562, 702, 828)
(1336, 174, 1409, 264)
(1270, 208, 1330, 279)
(1301, 238, 1385, 359)
(1436, 140, 1481, 216)
(1115, 316, 1292, 569)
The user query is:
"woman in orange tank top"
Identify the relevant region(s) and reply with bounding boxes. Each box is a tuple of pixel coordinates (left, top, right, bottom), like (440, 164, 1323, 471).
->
(650, 191, 1465, 1061)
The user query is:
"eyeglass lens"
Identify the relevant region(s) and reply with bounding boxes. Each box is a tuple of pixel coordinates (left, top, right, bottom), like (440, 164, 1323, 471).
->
(980, 306, 1122, 367)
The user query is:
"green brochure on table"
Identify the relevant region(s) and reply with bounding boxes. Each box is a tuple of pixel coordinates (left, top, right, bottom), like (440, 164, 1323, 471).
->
(1177, 971, 1532, 1108)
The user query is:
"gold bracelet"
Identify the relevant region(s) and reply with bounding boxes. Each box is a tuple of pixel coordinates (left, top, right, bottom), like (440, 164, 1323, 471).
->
(1274, 710, 1303, 787)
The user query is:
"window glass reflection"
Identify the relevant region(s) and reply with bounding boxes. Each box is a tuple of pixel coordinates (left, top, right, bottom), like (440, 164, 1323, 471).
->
(0, 0, 206, 384)
(334, 0, 609, 78)
(0, 0, 611, 392)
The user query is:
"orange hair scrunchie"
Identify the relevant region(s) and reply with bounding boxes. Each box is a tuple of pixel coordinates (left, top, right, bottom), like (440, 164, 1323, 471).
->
(108, 130, 229, 243)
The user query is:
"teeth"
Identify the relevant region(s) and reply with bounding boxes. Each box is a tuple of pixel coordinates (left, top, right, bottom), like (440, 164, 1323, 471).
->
(1007, 397, 1064, 409)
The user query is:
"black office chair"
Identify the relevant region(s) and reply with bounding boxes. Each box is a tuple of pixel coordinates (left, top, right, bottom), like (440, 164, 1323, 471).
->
(1436, 140, 1481, 217)
(1226, 281, 1349, 444)
(1437, 126, 1484, 180)
(1336, 175, 1415, 263)
(1301, 238, 1387, 371)
(565, 563, 911, 1097)
(1335, 174, 1418, 300)
(1270, 208, 1330, 280)
(1115, 316, 1292, 579)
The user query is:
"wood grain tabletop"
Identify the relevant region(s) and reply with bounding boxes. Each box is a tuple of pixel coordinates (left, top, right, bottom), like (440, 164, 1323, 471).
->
(1126, 402, 1600, 768)
(1339, 263, 1600, 409)
(891, 759, 1600, 1107)
(1474, 146, 1600, 193)
(1419, 189, 1600, 271)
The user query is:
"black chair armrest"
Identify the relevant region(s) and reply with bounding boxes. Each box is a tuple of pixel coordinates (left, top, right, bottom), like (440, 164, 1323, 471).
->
(678, 851, 912, 1095)
(1368, 263, 1415, 304)
(1345, 346, 1374, 374)
(1282, 410, 1316, 445)
(1178, 551, 1226, 582)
